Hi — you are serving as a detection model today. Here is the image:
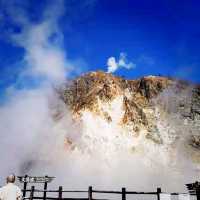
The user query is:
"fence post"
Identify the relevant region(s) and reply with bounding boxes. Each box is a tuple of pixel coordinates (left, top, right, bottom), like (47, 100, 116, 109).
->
(196, 188, 200, 200)
(30, 186, 35, 200)
(122, 187, 126, 200)
(58, 186, 63, 200)
(88, 186, 92, 200)
(23, 174, 28, 198)
(43, 175, 48, 200)
(157, 188, 161, 200)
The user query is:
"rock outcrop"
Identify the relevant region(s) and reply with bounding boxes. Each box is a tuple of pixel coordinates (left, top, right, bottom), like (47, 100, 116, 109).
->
(59, 71, 200, 156)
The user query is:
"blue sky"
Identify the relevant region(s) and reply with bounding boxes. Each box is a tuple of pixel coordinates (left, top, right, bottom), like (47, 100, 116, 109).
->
(0, 0, 200, 98)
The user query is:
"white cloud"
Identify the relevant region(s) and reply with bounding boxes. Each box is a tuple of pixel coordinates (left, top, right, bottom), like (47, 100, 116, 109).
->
(107, 52, 136, 73)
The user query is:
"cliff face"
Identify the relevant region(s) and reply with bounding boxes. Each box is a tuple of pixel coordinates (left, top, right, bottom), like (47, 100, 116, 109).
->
(59, 71, 200, 163)
(62, 71, 171, 110)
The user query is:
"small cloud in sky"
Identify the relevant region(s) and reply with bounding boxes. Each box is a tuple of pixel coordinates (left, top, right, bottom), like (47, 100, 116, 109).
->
(106, 52, 136, 73)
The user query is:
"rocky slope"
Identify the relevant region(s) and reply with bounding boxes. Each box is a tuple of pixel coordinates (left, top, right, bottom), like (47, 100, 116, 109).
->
(58, 71, 200, 164)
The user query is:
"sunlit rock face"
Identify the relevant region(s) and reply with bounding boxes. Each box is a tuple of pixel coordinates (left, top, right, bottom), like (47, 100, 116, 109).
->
(54, 71, 200, 190)
(62, 71, 171, 135)
(61, 71, 200, 150)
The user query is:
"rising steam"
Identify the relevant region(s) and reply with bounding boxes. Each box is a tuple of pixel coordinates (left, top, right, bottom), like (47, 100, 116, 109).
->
(0, 0, 70, 182)
(107, 53, 136, 73)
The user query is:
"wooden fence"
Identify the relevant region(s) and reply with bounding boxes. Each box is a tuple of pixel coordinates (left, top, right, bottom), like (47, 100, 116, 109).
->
(22, 186, 160, 200)
(21, 186, 197, 200)
(18, 176, 198, 200)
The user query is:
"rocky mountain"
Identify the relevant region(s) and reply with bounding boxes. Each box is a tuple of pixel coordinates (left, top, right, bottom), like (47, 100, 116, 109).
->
(58, 71, 200, 165)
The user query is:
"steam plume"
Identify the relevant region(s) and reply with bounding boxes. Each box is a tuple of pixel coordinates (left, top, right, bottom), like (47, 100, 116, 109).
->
(107, 52, 136, 73)
(0, 0, 71, 183)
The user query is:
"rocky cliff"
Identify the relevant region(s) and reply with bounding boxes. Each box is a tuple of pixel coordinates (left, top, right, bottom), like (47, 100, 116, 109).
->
(58, 71, 200, 164)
